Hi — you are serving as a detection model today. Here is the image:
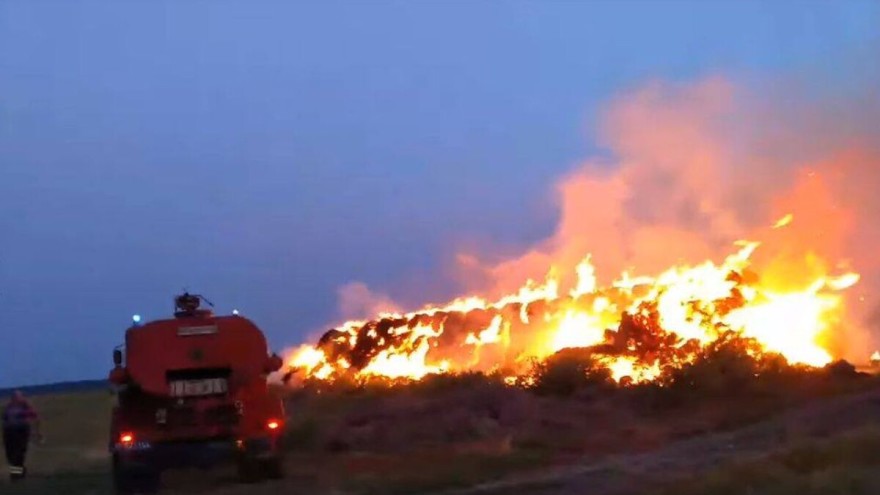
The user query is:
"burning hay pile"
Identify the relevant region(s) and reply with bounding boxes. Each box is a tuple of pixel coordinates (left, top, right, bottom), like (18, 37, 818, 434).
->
(280, 77, 880, 392)
(284, 239, 859, 388)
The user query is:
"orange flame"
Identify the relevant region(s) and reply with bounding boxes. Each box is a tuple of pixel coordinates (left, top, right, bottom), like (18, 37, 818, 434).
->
(285, 226, 858, 385)
(772, 213, 794, 229)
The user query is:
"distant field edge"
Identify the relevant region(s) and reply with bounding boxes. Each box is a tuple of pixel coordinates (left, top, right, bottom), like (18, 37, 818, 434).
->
(0, 379, 108, 397)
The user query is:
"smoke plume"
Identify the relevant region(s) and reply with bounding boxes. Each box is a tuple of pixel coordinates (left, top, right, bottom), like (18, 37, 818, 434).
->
(336, 282, 403, 321)
(326, 70, 880, 364)
(461, 75, 880, 359)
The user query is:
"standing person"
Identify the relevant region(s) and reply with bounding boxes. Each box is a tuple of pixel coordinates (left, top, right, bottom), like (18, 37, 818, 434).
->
(2, 390, 41, 482)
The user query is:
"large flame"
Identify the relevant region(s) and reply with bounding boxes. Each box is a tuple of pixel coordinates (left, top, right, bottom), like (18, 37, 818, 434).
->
(285, 216, 859, 385)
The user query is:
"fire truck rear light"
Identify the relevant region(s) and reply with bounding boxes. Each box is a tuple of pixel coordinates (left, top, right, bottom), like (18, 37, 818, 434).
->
(267, 420, 280, 430)
(117, 432, 151, 451)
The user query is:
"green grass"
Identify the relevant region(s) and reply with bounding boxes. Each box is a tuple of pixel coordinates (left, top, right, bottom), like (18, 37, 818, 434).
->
(330, 449, 550, 495)
(651, 427, 880, 495)
(1, 390, 114, 493)
(1, 389, 550, 495)
(7, 382, 880, 495)
(0, 469, 111, 494)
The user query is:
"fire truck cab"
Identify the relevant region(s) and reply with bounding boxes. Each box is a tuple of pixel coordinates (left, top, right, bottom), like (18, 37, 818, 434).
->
(108, 293, 285, 494)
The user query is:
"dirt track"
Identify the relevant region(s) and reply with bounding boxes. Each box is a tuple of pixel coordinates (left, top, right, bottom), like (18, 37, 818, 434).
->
(432, 386, 880, 495)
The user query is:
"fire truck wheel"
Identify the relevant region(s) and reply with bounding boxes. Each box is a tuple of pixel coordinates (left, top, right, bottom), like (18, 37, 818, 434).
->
(261, 456, 285, 480)
(237, 456, 262, 484)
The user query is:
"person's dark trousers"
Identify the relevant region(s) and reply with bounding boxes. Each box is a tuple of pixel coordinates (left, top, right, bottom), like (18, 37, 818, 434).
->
(3, 426, 30, 481)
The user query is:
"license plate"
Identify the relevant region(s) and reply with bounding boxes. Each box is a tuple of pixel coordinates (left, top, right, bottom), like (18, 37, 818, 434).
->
(169, 378, 228, 397)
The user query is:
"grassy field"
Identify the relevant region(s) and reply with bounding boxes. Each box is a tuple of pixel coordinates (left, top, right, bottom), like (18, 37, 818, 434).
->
(0, 389, 549, 495)
(650, 427, 880, 495)
(0, 390, 114, 493)
(3, 363, 880, 495)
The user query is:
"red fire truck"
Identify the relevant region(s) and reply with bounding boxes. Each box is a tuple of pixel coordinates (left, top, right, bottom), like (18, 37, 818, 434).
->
(108, 293, 285, 493)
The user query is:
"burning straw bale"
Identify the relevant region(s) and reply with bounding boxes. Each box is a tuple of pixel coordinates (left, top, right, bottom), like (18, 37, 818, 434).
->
(285, 237, 862, 389)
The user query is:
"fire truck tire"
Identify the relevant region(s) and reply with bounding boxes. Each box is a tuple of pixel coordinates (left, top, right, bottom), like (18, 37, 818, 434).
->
(237, 456, 262, 484)
(261, 456, 285, 480)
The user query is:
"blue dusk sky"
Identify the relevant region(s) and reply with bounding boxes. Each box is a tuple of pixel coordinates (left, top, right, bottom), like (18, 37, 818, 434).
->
(1, 1, 879, 387)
